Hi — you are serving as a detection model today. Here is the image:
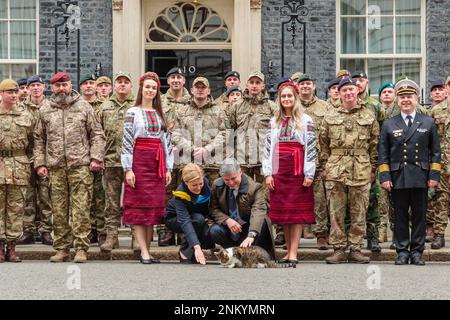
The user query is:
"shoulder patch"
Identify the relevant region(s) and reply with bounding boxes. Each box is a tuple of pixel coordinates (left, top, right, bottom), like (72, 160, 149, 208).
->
(172, 191, 191, 202)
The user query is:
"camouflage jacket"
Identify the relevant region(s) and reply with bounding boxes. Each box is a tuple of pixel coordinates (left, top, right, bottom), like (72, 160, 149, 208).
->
(171, 96, 229, 168)
(319, 103, 379, 186)
(430, 99, 450, 174)
(21, 97, 50, 157)
(326, 97, 340, 109)
(0, 103, 34, 185)
(360, 93, 385, 122)
(84, 97, 104, 113)
(33, 91, 106, 170)
(97, 93, 135, 168)
(228, 90, 278, 167)
(161, 87, 191, 120)
(214, 91, 229, 109)
(383, 101, 429, 119)
(300, 95, 329, 129)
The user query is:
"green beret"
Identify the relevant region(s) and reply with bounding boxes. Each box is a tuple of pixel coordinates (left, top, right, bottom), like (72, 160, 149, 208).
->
(79, 73, 97, 85)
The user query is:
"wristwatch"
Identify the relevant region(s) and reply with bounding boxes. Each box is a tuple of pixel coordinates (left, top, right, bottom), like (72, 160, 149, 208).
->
(247, 231, 257, 238)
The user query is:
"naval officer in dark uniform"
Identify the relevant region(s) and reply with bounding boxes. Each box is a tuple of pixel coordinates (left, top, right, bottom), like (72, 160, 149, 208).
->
(378, 79, 441, 265)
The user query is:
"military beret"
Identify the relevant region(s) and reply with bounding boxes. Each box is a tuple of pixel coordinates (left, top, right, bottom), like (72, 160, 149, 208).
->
(275, 76, 291, 90)
(0, 79, 18, 91)
(336, 69, 350, 79)
(291, 72, 304, 82)
(27, 75, 45, 86)
(224, 71, 240, 81)
(378, 82, 395, 96)
(226, 85, 242, 97)
(430, 80, 445, 91)
(192, 76, 210, 87)
(446, 76, 450, 85)
(327, 78, 341, 90)
(166, 67, 184, 78)
(247, 71, 265, 82)
(50, 72, 71, 84)
(113, 71, 132, 82)
(296, 73, 314, 84)
(395, 79, 419, 96)
(338, 77, 357, 90)
(96, 76, 112, 85)
(351, 71, 368, 79)
(17, 78, 28, 87)
(79, 73, 97, 85)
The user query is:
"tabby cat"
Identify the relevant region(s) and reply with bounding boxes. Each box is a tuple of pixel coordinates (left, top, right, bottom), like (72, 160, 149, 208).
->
(214, 246, 296, 268)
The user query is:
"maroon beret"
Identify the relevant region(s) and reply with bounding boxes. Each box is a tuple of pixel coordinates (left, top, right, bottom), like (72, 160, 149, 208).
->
(50, 72, 71, 84)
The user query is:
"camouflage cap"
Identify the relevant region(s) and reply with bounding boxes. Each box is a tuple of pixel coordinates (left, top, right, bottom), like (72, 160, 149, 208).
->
(446, 76, 450, 85)
(96, 76, 112, 85)
(113, 71, 132, 82)
(192, 76, 210, 87)
(394, 79, 419, 96)
(290, 72, 304, 82)
(0, 79, 19, 91)
(336, 69, 351, 78)
(247, 71, 265, 82)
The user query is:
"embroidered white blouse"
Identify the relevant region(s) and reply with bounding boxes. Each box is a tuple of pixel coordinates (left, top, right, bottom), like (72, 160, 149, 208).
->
(121, 106, 173, 172)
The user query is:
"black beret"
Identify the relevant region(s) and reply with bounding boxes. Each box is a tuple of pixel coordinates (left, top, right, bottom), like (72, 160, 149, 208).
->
(166, 67, 184, 78)
(327, 78, 341, 89)
(224, 71, 240, 80)
(430, 80, 445, 91)
(338, 77, 357, 90)
(226, 85, 242, 97)
(351, 71, 368, 79)
(27, 75, 45, 86)
(17, 78, 28, 86)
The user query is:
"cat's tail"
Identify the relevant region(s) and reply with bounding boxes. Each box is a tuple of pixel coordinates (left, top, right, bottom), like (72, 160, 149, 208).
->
(268, 261, 297, 268)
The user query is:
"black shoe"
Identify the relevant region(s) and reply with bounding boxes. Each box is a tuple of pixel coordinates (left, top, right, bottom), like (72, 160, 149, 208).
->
(287, 259, 298, 264)
(367, 237, 381, 252)
(395, 255, 409, 265)
(410, 254, 425, 266)
(140, 256, 152, 264)
(277, 258, 289, 263)
(149, 257, 160, 264)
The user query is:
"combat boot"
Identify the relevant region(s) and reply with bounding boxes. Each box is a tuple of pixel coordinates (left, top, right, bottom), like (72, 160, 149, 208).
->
(317, 237, 329, 250)
(347, 250, 370, 264)
(425, 224, 434, 243)
(73, 249, 87, 263)
(367, 237, 381, 252)
(158, 230, 175, 246)
(431, 234, 445, 250)
(98, 233, 107, 247)
(5, 242, 21, 263)
(378, 227, 387, 243)
(302, 224, 315, 239)
(17, 231, 35, 245)
(325, 249, 347, 264)
(100, 234, 119, 252)
(50, 249, 70, 262)
(40, 232, 53, 246)
(88, 229, 98, 244)
(0, 241, 5, 263)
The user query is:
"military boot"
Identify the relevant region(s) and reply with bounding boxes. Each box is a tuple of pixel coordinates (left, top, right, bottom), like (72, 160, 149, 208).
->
(17, 231, 35, 245)
(158, 230, 175, 246)
(73, 249, 87, 263)
(325, 249, 347, 264)
(378, 227, 388, 243)
(98, 233, 107, 247)
(317, 237, 329, 250)
(367, 237, 382, 252)
(431, 234, 445, 250)
(5, 242, 21, 263)
(88, 229, 98, 244)
(100, 234, 119, 252)
(425, 224, 434, 243)
(347, 250, 370, 264)
(50, 249, 70, 262)
(302, 224, 315, 239)
(40, 232, 53, 246)
(0, 242, 5, 263)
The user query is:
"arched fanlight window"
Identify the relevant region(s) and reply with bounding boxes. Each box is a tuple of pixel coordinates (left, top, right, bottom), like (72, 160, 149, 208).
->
(147, 2, 230, 43)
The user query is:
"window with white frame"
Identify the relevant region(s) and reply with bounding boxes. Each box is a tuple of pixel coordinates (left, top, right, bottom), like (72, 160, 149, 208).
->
(0, 0, 38, 80)
(337, 0, 425, 96)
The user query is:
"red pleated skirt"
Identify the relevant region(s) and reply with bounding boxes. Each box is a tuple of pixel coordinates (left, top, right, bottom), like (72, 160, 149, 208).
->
(269, 142, 315, 225)
(123, 137, 166, 225)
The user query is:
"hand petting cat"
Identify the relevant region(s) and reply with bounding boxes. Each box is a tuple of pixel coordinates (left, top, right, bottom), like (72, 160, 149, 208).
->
(240, 237, 254, 247)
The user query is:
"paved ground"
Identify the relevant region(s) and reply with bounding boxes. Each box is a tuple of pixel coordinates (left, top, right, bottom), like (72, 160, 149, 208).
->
(1, 261, 450, 300)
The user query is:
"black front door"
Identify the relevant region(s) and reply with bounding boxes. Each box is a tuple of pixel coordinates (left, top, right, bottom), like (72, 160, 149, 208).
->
(146, 49, 231, 98)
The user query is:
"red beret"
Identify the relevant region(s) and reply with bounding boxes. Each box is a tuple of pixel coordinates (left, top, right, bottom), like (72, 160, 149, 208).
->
(50, 72, 71, 84)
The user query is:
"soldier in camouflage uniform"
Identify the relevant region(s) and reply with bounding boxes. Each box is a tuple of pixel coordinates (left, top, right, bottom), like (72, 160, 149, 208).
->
(351, 72, 384, 252)
(16, 78, 29, 103)
(429, 80, 447, 110)
(96, 76, 113, 101)
(326, 78, 341, 109)
(320, 78, 379, 264)
(214, 71, 241, 111)
(158, 67, 191, 246)
(0, 79, 34, 262)
(427, 76, 450, 249)
(18, 75, 53, 246)
(290, 72, 303, 83)
(34, 72, 105, 263)
(80, 73, 106, 246)
(97, 71, 134, 253)
(171, 77, 228, 184)
(296, 74, 330, 249)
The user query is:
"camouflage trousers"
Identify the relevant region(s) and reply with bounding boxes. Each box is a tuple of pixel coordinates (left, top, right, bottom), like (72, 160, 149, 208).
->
(379, 187, 394, 232)
(426, 173, 449, 235)
(312, 176, 329, 237)
(326, 181, 370, 251)
(103, 167, 124, 236)
(50, 166, 92, 251)
(23, 168, 52, 234)
(90, 171, 105, 235)
(0, 185, 27, 243)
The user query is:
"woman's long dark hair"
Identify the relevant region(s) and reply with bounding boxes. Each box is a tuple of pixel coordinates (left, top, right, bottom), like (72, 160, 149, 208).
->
(134, 79, 167, 131)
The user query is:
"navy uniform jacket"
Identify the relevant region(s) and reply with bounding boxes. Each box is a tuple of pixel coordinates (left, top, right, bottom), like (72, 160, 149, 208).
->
(378, 113, 441, 189)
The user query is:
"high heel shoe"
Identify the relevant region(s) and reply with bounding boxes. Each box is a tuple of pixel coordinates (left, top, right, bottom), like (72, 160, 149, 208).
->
(277, 258, 290, 263)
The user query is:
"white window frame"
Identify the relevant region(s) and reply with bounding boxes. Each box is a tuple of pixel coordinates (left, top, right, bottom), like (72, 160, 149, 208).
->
(336, 0, 426, 93)
(0, 0, 39, 78)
